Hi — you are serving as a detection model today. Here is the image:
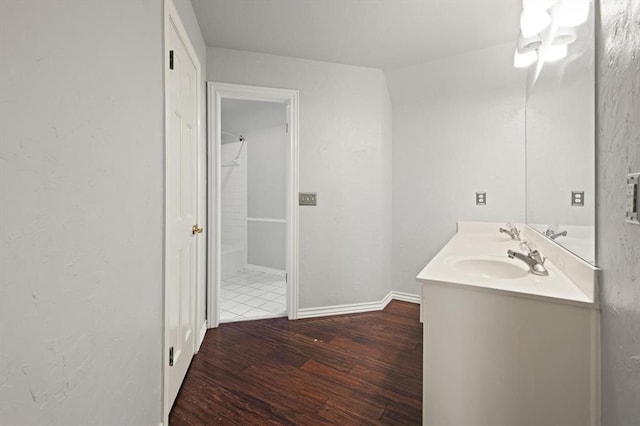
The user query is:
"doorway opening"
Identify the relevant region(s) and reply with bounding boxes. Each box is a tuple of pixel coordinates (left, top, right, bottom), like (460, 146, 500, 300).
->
(208, 83, 299, 327)
(220, 99, 287, 322)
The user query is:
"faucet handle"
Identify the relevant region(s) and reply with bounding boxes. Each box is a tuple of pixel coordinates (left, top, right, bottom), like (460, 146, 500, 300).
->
(545, 224, 559, 236)
(521, 241, 546, 264)
(519, 241, 536, 253)
(506, 222, 521, 240)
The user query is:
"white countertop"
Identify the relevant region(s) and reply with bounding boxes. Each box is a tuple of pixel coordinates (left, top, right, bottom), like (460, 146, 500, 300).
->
(416, 223, 598, 308)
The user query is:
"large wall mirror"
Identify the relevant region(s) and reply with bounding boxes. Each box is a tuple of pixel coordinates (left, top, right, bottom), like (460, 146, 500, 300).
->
(525, 3, 595, 264)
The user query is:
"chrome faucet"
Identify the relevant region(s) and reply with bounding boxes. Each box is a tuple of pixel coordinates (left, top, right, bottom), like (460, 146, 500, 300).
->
(545, 225, 568, 240)
(507, 242, 548, 276)
(499, 223, 521, 241)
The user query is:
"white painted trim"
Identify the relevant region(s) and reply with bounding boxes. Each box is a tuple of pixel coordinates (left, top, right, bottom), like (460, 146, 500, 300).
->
(207, 82, 300, 327)
(207, 84, 221, 329)
(298, 295, 391, 319)
(382, 291, 395, 309)
(247, 217, 287, 224)
(390, 291, 421, 304)
(246, 263, 286, 275)
(420, 287, 424, 324)
(590, 308, 601, 426)
(197, 320, 207, 351)
(297, 291, 420, 320)
(287, 93, 300, 320)
(163, 1, 202, 424)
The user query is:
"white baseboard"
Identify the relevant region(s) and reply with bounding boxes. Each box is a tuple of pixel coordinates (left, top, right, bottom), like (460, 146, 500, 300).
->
(390, 291, 421, 304)
(246, 263, 285, 276)
(381, 290, 394, 308)
(298, 297, 389, 319)
(197, 320, 207, 352)
(297, 291, 419, 319)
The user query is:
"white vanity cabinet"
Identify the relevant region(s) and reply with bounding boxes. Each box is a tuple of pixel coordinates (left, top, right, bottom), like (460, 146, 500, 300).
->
(418, 222, 600, 426)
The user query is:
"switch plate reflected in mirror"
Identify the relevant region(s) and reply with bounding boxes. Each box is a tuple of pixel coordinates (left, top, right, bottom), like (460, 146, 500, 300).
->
(626, 173, 639, 225)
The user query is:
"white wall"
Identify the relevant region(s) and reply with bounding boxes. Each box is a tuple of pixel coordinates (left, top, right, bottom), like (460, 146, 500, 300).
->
(247, 125, 288, 270)
(220, 140, 247, 257)
(597, 0, 640, 423)
(208, 47, 393, 308)
(387, 43, 527, 295)
(247, 125, 287, 221)
(0, 1, 165, 424)
(526, 71, 595, 227)
(248, 221, 287, 270)
(222, 98, 287, 134)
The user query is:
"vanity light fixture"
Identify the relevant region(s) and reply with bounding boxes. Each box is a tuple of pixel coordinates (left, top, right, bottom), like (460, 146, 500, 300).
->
(520, 8, 552, 38)
(514, 49, 538, 68)
(514, 29, 542, 68)
(552, 26, 577, 45)
(556, 0, 591, 27)
(518, 32, 542, 52)
(513, 0, 591, 69)
(543, 44, 568, 61)
(520, 0, 554, 37)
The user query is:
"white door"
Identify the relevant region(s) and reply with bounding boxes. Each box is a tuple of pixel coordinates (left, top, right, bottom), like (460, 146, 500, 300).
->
(166, 16, 198, 408)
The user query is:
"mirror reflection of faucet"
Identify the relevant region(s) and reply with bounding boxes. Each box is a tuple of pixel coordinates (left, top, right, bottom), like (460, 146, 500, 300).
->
(545, 224, 568, 240)
(507, 241, 549, 276)
(499, 222, 521, 241)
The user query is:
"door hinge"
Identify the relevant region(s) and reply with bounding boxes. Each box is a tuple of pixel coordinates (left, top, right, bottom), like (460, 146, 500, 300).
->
(169, 346, 174, 366)
(285, 272, 288, 283)
(285, 122, 289, 134)
(169, 50, 174, 70)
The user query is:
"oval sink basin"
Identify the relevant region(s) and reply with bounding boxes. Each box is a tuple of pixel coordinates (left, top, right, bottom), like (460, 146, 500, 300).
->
(453, 258, 529, 280)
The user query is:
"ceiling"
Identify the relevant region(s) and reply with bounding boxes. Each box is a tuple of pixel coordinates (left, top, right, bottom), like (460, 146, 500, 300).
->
(191, 0, 521, 70)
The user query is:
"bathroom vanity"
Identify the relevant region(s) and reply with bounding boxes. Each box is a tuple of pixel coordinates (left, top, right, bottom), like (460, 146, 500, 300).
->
(417, 222, 599, 426)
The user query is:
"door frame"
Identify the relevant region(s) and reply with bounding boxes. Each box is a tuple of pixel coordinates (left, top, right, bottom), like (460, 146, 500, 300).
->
(163, 0, 204, 424)
(207, 82, 300, 327)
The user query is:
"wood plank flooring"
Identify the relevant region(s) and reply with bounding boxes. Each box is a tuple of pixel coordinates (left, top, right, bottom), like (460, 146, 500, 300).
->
(170, 300, 422, 425)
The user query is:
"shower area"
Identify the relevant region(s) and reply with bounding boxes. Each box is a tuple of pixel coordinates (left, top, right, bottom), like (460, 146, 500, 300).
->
(219, 99, 288, 323)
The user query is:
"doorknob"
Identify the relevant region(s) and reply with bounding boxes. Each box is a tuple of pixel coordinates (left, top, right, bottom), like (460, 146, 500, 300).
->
(192, 225, 203, 235)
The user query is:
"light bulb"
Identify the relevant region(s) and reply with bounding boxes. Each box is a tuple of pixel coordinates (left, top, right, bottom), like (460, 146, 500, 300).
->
(556, 0, 591, 27)
(520, 9, 552, 38)
(514, 48, 538, 68)
(518, 32, 542, 53)
(544, 44, 568, 62)
(552, 27, 577, 45)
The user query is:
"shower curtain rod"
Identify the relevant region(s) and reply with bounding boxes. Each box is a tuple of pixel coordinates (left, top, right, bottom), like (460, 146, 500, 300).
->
(222, 130, 245, 141)
(221, 130, 247, 168)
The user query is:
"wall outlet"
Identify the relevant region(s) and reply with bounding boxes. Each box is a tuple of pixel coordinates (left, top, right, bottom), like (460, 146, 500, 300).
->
(626, 173, 639, 225)
(571, 191, 585, 206)
(476, 192, 486, 205)
(299, 192, 317, 206)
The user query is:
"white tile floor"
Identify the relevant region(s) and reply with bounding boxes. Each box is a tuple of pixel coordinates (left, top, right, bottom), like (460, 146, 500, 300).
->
(220, 269, 287, 323)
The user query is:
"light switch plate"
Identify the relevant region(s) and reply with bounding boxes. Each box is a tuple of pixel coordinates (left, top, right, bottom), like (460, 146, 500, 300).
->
(571, 191, 585, 206)
(476, 192, 486, 205)
(626, 173, 639, 225)
(299, 192, 317, 206)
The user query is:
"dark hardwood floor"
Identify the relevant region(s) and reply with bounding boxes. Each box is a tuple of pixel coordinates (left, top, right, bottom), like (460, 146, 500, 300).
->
(170, 300, 423, 425)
